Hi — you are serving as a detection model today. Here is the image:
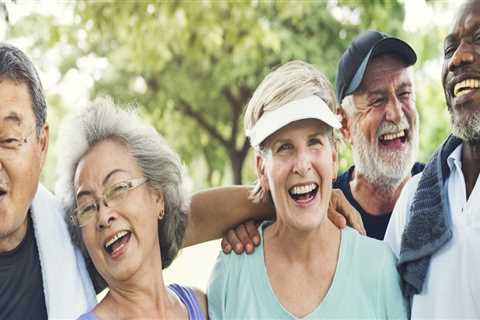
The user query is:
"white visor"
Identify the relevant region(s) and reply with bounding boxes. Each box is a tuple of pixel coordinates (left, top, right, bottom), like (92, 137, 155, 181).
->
(246, 95, 341, 147)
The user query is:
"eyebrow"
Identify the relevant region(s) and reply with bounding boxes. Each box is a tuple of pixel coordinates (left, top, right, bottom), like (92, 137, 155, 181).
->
(273, 131, 326, 144)
(102, 169, 127, 186)
(1, 112, 23, 126)
(444, 34, 456, 45)
(368, 81, 412, 96)
(396, 82, 413, 91)
(75, 169, 128, 201)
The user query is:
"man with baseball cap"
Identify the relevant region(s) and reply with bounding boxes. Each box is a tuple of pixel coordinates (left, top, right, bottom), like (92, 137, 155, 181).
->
(334, 30, 424, 240)
(214, 31, 421, 252)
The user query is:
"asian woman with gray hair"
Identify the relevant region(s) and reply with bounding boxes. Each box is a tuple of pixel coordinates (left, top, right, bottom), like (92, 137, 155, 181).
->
(55, 98, 206, 319)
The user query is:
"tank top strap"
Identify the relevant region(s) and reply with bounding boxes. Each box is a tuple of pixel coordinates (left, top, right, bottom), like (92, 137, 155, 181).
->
(168, 283, 204, 320)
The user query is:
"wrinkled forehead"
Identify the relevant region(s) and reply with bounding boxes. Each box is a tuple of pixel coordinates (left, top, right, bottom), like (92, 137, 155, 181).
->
(73, 139, 137, 189)
(449, 1, 480, 35)
(358, 57, 413, 93)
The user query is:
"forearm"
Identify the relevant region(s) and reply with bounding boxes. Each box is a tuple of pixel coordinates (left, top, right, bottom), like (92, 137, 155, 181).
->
(183, 185, 274, 247)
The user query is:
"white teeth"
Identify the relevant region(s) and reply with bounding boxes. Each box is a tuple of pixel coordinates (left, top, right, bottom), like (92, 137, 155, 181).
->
(105, 231, 128, 249)
(381, 131, 405, 141)
(454, 79, 480, 97)
(290, 183, 317, 195)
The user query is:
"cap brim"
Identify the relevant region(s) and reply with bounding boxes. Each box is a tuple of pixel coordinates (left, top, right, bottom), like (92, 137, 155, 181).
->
(247, 95, 341, 147)
(345, 37, 417, 97)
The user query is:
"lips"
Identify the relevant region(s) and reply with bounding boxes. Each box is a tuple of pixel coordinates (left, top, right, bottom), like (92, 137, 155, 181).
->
(104, 230, 131, 258)
(448, 71, 480, 99)
(453, 78, 480, 97)
(288, 183, 319, 204)
(378, 129, 408, 147)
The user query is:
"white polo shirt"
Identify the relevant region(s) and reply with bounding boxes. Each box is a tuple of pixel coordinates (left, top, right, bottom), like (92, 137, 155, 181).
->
(385, 144, 480, 319)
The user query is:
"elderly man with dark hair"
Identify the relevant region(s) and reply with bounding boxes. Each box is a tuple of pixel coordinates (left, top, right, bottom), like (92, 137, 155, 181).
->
(0, 43, 96, 319)
(335, 31, 424, 240)
(385, 0, 480, 317)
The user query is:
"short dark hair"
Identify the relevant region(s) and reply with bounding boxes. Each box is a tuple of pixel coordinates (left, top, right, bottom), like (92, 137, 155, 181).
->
(0, 43, 47, 133)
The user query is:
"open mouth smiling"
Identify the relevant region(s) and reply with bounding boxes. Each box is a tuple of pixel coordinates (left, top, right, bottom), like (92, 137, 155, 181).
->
(453, 78, 480, 97)
(104, 230, 131, 258)
(288, 183, 319, 203)
(379, 129, 408, 146)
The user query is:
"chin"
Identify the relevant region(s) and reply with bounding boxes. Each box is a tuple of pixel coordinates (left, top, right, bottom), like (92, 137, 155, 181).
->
(290, 211, 328, 232)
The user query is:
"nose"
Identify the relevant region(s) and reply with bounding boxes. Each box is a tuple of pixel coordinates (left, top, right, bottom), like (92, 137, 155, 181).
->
(97, 201, 117, 229)
(385, 95, 402, 124)
(293, 148, 312, 177)
(448, 40, 474, 71)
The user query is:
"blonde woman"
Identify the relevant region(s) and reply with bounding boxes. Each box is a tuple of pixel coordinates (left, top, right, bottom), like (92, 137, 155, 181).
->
(207, 61, 408, 318)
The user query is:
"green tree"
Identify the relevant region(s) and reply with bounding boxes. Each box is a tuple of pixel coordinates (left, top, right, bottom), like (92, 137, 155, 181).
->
(50, 1, 411, 185)
(5, 1, 451, 188)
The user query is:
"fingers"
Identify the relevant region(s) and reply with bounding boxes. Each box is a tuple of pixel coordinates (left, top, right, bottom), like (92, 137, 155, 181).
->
(244, 220, 261, 247)
(328, 208, 347, 229)
(329, 189, 366, 235)
(220, 220, 261, 255)
(235, 223, 256, 254)
(221, 237, 232, 254)
(222, 229, 244, 254)
(350, 211, 367, 236)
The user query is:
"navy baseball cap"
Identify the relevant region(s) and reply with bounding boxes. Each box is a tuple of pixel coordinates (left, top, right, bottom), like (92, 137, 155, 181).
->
(336, 30, 417, 103)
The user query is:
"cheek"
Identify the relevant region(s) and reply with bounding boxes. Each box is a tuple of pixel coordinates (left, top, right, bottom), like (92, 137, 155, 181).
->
(404, 105, 417, 125)
(9, 156, 41, 201)
(359, 116, 379, 140)
(81, 228, 98, 255)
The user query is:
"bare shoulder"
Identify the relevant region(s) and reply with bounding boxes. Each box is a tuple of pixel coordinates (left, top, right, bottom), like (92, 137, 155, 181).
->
(191, 287, 208, 318)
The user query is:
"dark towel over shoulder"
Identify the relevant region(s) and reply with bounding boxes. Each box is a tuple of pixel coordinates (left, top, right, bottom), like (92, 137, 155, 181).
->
(397, 134, 462, 297)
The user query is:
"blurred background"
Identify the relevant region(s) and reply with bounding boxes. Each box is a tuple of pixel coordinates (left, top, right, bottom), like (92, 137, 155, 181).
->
(0, 0, 462, 293)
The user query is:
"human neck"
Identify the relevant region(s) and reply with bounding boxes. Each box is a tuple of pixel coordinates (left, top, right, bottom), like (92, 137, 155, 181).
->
(0, 216, 29, 253)
(462, 141, 480, 199)
(350, 168, 409, 215)
(97, 253, 180, 319)
(264, 218, 340, 262)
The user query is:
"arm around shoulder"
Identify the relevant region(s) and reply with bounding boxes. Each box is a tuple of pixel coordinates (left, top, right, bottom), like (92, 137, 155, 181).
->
(184, 185, 274, 247)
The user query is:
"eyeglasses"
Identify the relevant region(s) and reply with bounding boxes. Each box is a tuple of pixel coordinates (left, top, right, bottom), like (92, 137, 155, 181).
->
(0, 129, 36, 160)
(71, 177, 148, 227)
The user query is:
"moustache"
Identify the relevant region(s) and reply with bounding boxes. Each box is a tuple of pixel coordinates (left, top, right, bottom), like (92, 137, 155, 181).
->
(376, 114, 410, 138)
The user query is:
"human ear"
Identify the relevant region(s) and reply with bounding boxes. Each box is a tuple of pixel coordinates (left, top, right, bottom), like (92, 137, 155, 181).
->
(152, 189, 165, 220)
(255, 153, 269, 193)
(338, 108, 352, 144)
(38, 124, 49, 168)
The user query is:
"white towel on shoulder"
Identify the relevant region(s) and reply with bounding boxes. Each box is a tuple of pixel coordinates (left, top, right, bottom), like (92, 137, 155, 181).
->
(31, 184, 96, 319)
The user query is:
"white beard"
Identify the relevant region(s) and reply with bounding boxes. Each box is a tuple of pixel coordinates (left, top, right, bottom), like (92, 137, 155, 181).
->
(450, 109, 480, 144)
(350, 114, 418, 191)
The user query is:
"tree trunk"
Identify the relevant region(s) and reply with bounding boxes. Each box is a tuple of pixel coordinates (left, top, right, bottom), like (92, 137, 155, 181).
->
(230, 150, 246, 185)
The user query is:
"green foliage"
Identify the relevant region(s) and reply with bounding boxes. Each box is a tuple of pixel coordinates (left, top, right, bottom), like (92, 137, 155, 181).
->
(6, 0, 452, 189)
(68, 0, 409, 185)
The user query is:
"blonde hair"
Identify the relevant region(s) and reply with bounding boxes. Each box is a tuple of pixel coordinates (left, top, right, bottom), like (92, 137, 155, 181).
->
(244, 60, 337, 203)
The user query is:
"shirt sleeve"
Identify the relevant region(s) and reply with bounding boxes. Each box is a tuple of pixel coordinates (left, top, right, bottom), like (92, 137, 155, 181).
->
(206, 252, 229, 320)
(379, 246, 409, 319)
(384, 174, 421, 258)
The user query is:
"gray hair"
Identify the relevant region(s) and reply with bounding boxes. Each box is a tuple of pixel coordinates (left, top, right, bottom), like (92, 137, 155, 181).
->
(0, 43, 47, 133)
(340, 94, 357, 118)
(244, 60, 337, 203)
(56, 97, 190, 290)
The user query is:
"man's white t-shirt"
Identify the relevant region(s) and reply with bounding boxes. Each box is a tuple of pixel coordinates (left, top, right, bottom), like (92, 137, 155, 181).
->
(384, 144, 480, 318)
